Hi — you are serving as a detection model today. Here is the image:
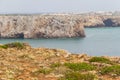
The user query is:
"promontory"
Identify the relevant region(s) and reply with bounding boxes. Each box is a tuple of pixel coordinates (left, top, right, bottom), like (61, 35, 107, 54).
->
(0, 12, 120, 38)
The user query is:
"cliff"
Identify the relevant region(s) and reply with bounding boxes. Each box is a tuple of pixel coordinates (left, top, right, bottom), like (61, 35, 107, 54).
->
(0, 14, 120, 38)
(83, 15, 120, 27)
(0, 14, 85, 38)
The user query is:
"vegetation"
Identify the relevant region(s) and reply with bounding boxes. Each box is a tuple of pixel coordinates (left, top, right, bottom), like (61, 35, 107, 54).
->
(0, 42, 120, 79)
(64, 63, 95, 71)
(89, 57, 112, 64)
(0, 42, 25, 49)
(51, 62, 62, 68)
(60, 72, 96, 80)
(0, 45, 8, 49)
(101, 65, 120, 76)
(32, 68, 52, 76)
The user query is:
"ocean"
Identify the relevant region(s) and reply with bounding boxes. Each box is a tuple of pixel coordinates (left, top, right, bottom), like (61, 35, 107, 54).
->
(0, 27, 120, 56)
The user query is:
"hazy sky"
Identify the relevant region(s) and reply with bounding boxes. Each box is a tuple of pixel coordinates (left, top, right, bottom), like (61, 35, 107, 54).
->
(0, 0, 120, 13)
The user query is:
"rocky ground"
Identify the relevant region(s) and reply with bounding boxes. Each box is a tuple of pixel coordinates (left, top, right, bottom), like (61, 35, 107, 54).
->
(0, 42, 120, 80)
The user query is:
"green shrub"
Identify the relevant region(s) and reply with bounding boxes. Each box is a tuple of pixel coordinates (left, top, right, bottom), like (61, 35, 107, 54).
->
(89, 57, 111, 64)
(100, 65, 120, 76)
(64, 63, 95, 71)
(60, 72, 96, 80)
(51, 62, 62, 68)
(0, 45, 8, 49)
(4, 42, 25, 49)
(38, 68, 52, 74)
(32, 68, 52, 76)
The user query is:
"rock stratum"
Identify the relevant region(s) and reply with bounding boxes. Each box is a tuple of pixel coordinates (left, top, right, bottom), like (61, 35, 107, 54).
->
(0, 13, 120, 38)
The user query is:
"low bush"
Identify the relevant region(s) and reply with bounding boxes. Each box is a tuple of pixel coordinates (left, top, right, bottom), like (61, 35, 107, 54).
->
(51, 62, 62, 68)
(64, 63, 95, 71)
(0, 45, 8, 49)
(89, 57, 111, 64)
(4, 42, 25, 49)
(32, 68, 52, 76)
(100, 65, 120, 76)
(60, 72, 96, 80)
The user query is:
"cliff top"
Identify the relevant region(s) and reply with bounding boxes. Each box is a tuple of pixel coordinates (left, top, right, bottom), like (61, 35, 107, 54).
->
(0, 11, 120, 16)
(0, 42, 120, 80)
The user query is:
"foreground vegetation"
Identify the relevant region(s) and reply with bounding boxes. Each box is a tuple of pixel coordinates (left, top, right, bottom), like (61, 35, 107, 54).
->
(0, 42, 25, 49)
(60, 72, 96, 80)
(0, 42, 120, 80)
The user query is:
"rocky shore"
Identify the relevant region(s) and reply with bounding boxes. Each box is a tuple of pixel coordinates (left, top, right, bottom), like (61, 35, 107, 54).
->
(0, 13, 120, 38)
(0, 42, 120, 80)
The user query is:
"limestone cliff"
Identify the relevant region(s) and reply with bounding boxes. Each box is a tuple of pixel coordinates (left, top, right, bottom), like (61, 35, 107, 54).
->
(0, 14, 120, 38)
(79, 15, 120, 27)
(0, 14, 85, 38)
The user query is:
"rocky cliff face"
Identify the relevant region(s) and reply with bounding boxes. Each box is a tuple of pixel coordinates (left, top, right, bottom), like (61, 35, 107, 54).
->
(80, 15, 120, 27)
(0, 14, 85, 38)
(0, 14, 120, 38)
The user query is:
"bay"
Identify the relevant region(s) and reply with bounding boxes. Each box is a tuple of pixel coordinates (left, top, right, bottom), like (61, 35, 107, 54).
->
(0, 27, 120, 56)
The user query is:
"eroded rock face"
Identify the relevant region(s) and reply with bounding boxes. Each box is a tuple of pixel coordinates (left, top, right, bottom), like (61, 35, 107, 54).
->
(0, 14, 120, 38)
(103, 18, 120, 27)
(0, 15, 85, 38)
(83, 15, 120, 27)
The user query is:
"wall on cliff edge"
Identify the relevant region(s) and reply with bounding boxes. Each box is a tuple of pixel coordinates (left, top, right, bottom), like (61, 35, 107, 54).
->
(0, 14, 85, 38)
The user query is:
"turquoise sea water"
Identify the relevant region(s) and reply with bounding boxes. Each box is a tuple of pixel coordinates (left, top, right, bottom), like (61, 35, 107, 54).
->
(0, 27, 120, 56)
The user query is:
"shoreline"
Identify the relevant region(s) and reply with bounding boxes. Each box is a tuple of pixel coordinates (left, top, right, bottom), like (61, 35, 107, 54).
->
(0, 35, 120, 57)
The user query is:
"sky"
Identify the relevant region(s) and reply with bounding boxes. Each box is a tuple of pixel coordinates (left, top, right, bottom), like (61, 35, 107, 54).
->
(0, 0, 120, 13)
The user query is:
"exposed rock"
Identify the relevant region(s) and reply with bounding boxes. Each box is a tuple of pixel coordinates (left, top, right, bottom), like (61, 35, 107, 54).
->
(0, 13, 120, 38)
(103, 18, 120, 27)
(0, 14, 85, 38)
(83, 15, 120, 27)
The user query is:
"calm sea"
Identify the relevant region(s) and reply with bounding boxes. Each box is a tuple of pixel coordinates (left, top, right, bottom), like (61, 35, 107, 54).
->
(0, 27, 120, 56)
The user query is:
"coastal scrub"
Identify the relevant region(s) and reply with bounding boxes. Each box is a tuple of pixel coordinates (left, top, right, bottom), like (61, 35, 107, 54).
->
(100, 65, 120, 76)
(89, 57, 112, 64)
(0, 42, 25, 49)
(60, 72, 96, 80)
(64, 63, 95, 71)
